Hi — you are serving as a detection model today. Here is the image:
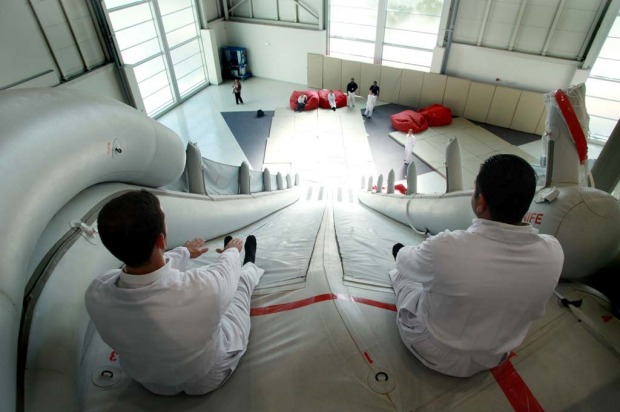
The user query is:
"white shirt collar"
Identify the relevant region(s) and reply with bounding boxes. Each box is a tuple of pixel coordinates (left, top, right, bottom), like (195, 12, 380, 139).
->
(119, 258, 171, 287)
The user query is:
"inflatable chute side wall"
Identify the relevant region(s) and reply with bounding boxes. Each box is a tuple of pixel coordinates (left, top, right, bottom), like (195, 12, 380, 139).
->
(358, 85, 620, 281)
(357, 191, 474, 234)
(0, 89, 185, 412)
(544, 84, 589, 187)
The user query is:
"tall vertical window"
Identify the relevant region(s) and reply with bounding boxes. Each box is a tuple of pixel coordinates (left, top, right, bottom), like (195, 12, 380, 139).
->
(382, 0, 444, 71)
(329, 0, 379, 63)
(585, 9, 620, 142)
(105, 0, 208, 117)
(328, 0, 444, 70)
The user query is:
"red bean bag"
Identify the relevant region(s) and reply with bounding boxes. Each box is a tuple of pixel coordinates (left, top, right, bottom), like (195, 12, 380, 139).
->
(390, 110, 428, 133)
(289, 90, 319, 111)
(419, 104, 452, 126)
(318, 89, 347, 109)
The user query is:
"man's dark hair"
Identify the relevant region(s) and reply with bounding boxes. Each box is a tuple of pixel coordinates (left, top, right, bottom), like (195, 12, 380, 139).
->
(98, 190, 165, 267)
(475, 154, 537, 224)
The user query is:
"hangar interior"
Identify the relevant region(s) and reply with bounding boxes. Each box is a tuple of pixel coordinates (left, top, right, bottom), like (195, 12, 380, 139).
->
(1, 1, 620, 412)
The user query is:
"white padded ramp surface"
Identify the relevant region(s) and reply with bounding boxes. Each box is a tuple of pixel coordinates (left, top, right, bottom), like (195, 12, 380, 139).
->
(334, 202, 425, 288)
(187, 199, 326, 292)
(388, 117, 538, 189)
(62, 189, 620, 412)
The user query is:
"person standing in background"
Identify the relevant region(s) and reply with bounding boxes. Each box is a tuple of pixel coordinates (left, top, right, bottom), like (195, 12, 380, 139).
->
(346, 78, 358, 108)
(404, 129, 416, 164)
(233, 79, 243, 105)
(363, 81, 380, 119)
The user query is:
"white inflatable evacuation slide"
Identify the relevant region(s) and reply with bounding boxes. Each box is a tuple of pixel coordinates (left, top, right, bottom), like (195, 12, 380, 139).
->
(359, 83, 620, 280)
(1, 86, 619, 412)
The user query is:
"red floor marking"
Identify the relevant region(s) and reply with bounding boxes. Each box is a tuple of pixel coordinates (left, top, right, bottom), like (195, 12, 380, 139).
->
(490, 354, 544, 412)
(250, 293, 396, 316)
(364, 351, 374, 364)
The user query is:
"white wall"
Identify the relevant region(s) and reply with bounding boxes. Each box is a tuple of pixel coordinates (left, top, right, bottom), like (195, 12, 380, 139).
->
(0, 0, 59, 89)
(224, 22, 326, 85)
(444, 44, 580, 93)
(1, 0, 128, 104)
(58, 64, 127, 103)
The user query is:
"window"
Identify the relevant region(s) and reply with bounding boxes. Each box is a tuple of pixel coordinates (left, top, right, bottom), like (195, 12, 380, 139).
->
(329, 0, 379, 63)
(328, 0, 444, 70)
(586, 9, 620, 142)
(104, 0, 208, 117)
(382, 0, 444, 71)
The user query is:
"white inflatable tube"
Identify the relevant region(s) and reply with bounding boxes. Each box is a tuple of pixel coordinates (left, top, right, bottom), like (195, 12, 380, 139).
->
(359, 84, 620, 280)
(0, 89, 185, 412)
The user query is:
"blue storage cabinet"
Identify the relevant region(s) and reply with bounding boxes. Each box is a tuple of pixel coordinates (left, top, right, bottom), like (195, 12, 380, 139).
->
(221, 46, 251, 80)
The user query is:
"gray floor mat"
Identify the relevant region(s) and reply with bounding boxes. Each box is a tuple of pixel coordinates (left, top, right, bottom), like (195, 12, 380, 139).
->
(334, 201, 426, 288)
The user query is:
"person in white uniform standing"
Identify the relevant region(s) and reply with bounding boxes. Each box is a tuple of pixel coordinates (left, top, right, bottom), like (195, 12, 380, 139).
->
(390, 154, 564, 378)
(85, 190, 264, 395)
(404, 128, 416, 164)
(363, 81, 380, 119)
(346, 78, 358, 107)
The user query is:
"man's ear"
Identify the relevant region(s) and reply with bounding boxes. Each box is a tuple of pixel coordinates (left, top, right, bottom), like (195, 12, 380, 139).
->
(476, 193, 488, 214)
(155, 233, 166, 250)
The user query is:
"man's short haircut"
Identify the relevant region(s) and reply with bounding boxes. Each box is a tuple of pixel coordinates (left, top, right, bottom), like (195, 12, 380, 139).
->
(475, 154, 537, 224)
(98, 190, 165, 267)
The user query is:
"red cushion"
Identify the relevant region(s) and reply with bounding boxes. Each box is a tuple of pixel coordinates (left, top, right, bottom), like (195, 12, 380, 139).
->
(318, 90, 347, 109)
(390, 110, 428, 133)
(394, 183, 408, 195)
(419, 104, 452, 126)
(289, 90, 319, 111)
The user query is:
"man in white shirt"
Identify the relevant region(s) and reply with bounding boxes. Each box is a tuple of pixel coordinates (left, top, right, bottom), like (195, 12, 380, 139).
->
(390, 154, 564, 377)
(296, 93, 307, 112)
(363, 81, 380, 119)
(85, 190, 264, 395)
(327, 90, 337, 111)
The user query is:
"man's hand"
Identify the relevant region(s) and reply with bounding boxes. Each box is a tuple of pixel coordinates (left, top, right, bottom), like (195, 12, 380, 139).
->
(184, 238, 209, 259)
(215, 238, 243, 254)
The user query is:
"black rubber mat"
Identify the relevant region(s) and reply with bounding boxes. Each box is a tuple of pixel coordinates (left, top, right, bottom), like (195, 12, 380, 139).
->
(221, 110, 274, 170)
(361, 104, 434, 179)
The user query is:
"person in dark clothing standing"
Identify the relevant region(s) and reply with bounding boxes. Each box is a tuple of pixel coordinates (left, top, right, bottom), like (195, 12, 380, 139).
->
(233, 79, 243, 104)
(364, 81, 380, 118)
(369, 81, 380, 97)
(346, 78, 358, 107)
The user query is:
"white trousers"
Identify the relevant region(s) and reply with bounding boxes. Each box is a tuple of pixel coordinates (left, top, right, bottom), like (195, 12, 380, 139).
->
(364, 95, 377, 117)
(347, 91, 356, 107)
(144, 262, 264, 395)
(389, 269, 505, 378)
(404, 134, 416, 164)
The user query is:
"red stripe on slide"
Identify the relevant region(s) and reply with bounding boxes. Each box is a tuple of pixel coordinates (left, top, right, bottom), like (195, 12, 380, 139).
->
(333, 293, 397, 312)
(251, 294, 541, 411)
(491, 354, 544, 412)
(250, 293, 396, 316)
(554, 89, 588, 164)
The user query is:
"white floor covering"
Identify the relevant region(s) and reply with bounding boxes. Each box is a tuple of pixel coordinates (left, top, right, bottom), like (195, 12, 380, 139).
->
(388, 118, 539, 190)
